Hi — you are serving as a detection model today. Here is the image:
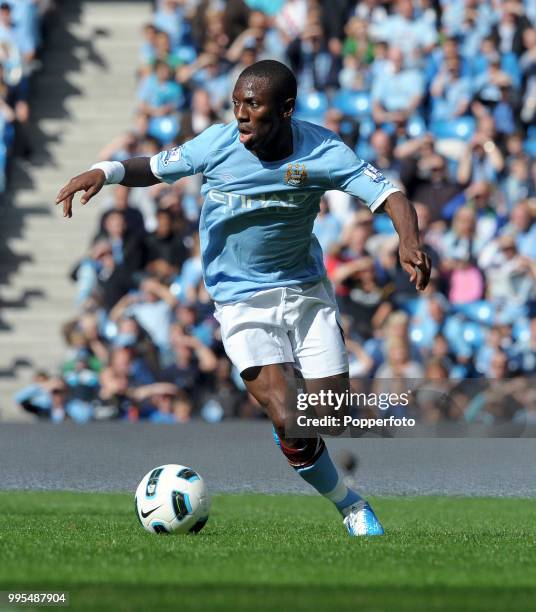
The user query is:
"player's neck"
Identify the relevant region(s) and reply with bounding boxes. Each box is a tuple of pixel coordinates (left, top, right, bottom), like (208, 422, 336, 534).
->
(253, 123, 293, 162)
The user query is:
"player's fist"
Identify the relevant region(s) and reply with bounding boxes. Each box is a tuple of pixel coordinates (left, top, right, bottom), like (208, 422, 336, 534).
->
(399, 244, 432, 291)
(55, 169, 106, 218)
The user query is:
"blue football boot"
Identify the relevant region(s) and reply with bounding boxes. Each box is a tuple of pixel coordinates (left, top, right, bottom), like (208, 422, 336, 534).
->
(343, 501, 385, 536)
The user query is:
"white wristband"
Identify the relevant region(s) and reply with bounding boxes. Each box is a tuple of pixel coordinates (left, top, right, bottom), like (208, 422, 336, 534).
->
(90, 161, 125, 185)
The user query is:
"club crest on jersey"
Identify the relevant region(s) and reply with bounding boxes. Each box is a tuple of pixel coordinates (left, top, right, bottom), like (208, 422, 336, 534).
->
(285, 163, 308, 186)
(363, 163, 385, 183)
(162, 146, 182, 166)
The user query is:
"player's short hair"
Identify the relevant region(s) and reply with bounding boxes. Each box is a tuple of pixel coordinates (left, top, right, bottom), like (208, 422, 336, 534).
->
(237, 60, 297, 105)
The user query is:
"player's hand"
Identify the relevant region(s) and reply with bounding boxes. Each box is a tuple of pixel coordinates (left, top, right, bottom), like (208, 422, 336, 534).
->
(399, 244, 432, 291)
(56, 169, 106, 218)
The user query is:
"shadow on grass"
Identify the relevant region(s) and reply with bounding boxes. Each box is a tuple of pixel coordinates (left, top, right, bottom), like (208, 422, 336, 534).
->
(2, 584, 536, 612)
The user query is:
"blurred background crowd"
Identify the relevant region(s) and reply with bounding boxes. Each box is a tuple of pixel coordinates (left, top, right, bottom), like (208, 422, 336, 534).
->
(13, 0, 536, 425)
(0, 0, 54, 190)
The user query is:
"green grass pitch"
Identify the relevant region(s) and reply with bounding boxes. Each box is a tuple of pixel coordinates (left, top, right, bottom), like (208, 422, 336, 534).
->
(1, 492, 535, 611)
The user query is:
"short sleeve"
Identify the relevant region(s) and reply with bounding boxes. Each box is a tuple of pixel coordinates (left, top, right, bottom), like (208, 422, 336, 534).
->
(328, 140, 400, 212)
(149, 123, 225, 184)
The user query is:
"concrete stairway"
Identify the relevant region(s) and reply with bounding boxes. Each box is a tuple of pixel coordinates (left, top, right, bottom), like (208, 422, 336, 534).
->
(0, 0, 151, 420)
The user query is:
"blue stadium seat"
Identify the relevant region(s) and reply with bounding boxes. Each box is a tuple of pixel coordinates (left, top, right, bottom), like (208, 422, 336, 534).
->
(359, 117, 375, 139)
(453, 301, 494, 325)
(372, 213, 395, 235)
(295, 91, 329, 125)
(407, 115, 426, 138)
(148, 115, 180, 144)
(400, 298, 420, 316)
(175, 45, 197, 64)
(430, 117, 475, 140)
(462, 321, 485, 349)
(501, 52, 521, 89)
(355, 138, 374, 161)
(332, 90, 371, 119)
(512, 318, 530, 343)
(524, 138, 536, 157)
(409, 324, 426, 346)
(0, 142, 6, 193)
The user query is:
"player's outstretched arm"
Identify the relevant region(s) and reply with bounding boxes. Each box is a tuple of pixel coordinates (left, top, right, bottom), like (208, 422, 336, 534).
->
(56, 157, 160, 218)
(382, 191, 432, 291)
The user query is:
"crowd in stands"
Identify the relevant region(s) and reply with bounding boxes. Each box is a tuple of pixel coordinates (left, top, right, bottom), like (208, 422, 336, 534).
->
(15, 0, 536, 426)
(0, 0, 53, 191)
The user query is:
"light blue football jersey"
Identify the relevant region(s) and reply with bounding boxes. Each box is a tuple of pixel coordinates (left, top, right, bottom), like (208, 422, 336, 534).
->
(150, 118, 399, 303)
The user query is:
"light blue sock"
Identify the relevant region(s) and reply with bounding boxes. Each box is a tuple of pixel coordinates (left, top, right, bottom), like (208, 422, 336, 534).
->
(296, 446, 363, 515)
(273, 428, 362, 515)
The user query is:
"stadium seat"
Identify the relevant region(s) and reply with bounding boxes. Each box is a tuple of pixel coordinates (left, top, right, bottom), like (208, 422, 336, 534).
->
(430, 117, 475, 140)
(462, 321, 485, 349)
(524, 138, 536, 157)
(355, 138, 374, 161)
(400, 298, 420, 317)
(148, 115, 180, 145)
(175, 45, 197, 64)
(295, 91, 329, 125)
(332, 90, 371, 119)
(407, 115, 426, 138)
(372, 213, 395, 235)
(512, 318, 530, 343)
(409, 325, 426, 346)
(453, 301, 494, 326)
(359, 117, 375, 139)
(0, 142, 6, 193)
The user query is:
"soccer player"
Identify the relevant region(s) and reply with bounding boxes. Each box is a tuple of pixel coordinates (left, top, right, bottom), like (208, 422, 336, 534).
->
(57, 60, 431, 536)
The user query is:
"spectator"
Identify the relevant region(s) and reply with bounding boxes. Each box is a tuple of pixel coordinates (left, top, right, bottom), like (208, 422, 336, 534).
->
(144, 208, 189, 275)
(402, 151, 462, 223)
(371, 46, 424, 126)
(153, 0, 185, 50)
(337, 256, 394, 341)
(313, 196, 341, 255)
(370, 0, 437, 62)
(326, 209, 374, 298)
(430, 55, 471, 122)
(369, 129, 401, 185)
(95, 210, 146, 272)
(98, 185, 146, 238)
(162, 323, 218, 396)
(486, 234, 536, 305)
(457, 132, 505, 185)
(110, 277, 177, 353)
(288, 23, 341, 92)
(179, 87, 220, 139)
(74, 239, 134, 311)
(138, 60, 183, 119)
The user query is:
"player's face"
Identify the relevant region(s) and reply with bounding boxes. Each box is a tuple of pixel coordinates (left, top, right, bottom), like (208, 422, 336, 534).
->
(232, 78, 291, 151)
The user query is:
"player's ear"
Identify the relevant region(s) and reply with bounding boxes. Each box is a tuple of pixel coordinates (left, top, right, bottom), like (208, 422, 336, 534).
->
(282, 97, 295, 118)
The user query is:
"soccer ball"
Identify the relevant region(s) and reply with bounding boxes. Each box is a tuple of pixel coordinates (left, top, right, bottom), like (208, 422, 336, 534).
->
(134, 464, 211, 534)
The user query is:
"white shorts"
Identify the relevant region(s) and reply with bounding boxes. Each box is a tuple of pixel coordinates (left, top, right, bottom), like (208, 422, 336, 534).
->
(214, 278, 349, 379)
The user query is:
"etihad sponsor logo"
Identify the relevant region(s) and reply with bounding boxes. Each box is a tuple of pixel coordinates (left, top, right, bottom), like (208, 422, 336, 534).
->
(208, 189, 309, 210)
